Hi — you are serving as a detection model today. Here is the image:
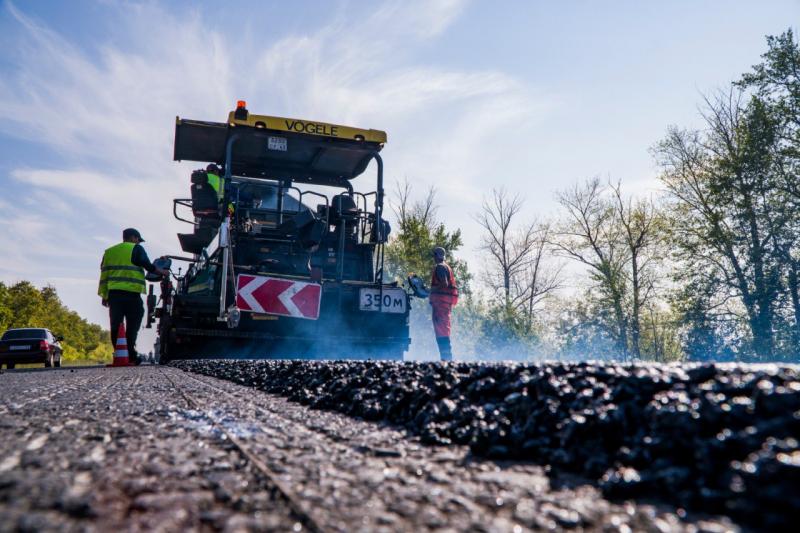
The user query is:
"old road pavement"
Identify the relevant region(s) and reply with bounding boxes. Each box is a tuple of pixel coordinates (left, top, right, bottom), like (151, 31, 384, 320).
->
(0, 366, 736, 532)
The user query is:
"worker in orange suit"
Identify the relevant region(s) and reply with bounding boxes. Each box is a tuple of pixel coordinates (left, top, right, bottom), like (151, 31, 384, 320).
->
(429, 246, 458, 361)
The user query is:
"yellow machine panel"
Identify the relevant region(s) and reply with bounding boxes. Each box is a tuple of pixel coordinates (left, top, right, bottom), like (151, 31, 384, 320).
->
(227, 112, 388, 144)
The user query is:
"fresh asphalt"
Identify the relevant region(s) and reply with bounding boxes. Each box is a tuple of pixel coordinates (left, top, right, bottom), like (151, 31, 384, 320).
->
(0, 364, 741, 531)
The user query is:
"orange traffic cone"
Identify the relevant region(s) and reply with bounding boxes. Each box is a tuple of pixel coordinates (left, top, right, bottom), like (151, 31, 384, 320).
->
(108, 323, 130, 367)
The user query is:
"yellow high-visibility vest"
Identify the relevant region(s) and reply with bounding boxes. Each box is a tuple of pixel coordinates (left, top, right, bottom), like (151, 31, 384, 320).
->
(207, 172, 224, 201)
(98, 242, 146, 298)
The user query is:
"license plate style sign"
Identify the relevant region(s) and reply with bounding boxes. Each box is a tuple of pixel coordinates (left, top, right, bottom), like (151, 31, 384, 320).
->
(267, 136, 287, 152)
(10, 345, 29, 350)
(359, 288, 406, 313)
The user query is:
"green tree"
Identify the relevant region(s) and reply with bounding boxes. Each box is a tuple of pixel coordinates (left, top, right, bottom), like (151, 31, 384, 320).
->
(738, 29, 800, 153)
(638, 305, 684, 362)
(0, 282, 11, 332)
(547, 293, 621, 361)
(644, 30, 800, 362)
(0, 281, 111, 361)
(6, 281, 45, 329)
(655, 92, 787, 360)
(384, 180, 471, 293)
(738, 29, 800, 350)
(669, 276, 742, 361)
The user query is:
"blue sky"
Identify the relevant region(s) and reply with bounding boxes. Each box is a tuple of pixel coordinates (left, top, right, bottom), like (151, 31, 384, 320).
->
(0, 0, 797, 349)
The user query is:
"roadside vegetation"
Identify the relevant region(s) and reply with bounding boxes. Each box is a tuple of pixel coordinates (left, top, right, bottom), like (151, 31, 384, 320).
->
(0, 281, 111, 363)
(386, 29, 800, 363)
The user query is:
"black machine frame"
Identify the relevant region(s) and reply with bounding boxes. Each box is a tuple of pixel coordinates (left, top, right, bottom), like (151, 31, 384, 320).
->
(152, 109, 409, 361)
(213, 130, 387, 323)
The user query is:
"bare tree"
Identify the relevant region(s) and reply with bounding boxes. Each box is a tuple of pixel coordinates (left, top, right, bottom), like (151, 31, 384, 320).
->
(475, 188, 562, 330)
(514, 222, 564, 332)
(553, 177, 630, 358)
(610, 182, 662, 359)
(391, 179, 437, 231)
(475, 188, 539, 307)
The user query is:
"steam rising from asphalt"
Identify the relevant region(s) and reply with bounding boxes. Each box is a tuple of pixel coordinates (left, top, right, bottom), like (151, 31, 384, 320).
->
(405, 300, 553, 362)
(196, 297, 615, 362)
(209, 300, 597, 362)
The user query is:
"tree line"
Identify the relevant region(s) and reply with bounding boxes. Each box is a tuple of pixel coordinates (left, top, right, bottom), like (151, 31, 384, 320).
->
(0, 281, 111, 361)
(385, 29, 800, 362)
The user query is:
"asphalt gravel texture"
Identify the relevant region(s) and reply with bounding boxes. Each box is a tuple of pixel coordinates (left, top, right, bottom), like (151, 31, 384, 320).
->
(0, 365, 739, 532)
(173, 359, 800, 529)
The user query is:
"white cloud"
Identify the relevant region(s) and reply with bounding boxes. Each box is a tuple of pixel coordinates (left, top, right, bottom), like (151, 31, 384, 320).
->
(370, 0, 467, 40)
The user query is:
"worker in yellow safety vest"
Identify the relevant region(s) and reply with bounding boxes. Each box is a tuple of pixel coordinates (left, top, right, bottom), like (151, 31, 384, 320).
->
(206, 163, 234, 216)
(206, 164, 224, 201)
(98, 228, 167, 364)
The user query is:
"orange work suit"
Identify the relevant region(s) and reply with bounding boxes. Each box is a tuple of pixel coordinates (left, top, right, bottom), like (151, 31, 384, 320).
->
(430, 262, 458, 360)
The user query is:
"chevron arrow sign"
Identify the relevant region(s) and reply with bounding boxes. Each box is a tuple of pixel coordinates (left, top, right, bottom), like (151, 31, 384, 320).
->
(236, 274, 322, 320)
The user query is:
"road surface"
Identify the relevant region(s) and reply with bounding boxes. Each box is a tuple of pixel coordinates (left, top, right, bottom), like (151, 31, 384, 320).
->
(0, 365, 737, 532)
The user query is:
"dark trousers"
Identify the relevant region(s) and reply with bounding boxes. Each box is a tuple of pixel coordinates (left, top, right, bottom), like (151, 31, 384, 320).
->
(436, 336, 452, 361)
(108, 290, 144, 359)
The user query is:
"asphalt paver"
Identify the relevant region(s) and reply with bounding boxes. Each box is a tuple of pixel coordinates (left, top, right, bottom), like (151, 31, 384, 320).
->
(0, 366, 738, 532)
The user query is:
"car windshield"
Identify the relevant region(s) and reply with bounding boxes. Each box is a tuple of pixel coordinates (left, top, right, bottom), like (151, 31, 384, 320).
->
(1, 329, 47, 340)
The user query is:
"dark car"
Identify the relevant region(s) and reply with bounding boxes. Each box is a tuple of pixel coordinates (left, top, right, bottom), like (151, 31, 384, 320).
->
(0, 328, 63, 369)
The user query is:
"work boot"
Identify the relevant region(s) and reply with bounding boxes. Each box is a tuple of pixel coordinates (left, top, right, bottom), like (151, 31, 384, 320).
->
(436, 337, 452, 361)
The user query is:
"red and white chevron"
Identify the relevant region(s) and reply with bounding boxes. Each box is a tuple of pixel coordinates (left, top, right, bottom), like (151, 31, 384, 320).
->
(236, 274, 322, 320)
